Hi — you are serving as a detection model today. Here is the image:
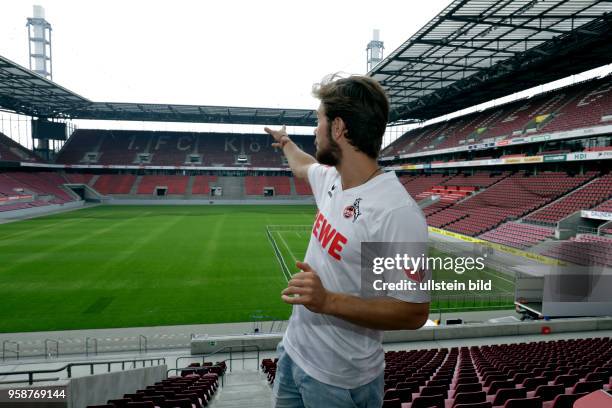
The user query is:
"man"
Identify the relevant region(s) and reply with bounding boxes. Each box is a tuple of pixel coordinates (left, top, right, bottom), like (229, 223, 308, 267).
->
(264, 74, 430, 408)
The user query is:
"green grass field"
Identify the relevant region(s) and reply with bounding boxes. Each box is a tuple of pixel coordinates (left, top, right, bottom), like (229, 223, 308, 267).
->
(0, 205, 315, 333)
(0, 205, 515, 333)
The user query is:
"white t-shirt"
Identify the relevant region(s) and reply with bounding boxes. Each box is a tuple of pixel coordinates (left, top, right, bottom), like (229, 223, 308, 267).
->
(281, 163, 430, 389)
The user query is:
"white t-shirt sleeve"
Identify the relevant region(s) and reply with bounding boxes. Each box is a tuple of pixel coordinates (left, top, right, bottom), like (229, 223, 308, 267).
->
(307, 163, 337, 205)
(373, 204, 431, 303)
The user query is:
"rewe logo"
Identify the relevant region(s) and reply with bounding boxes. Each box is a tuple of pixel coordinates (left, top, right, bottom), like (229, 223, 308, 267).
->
(312, 212, 348, 261)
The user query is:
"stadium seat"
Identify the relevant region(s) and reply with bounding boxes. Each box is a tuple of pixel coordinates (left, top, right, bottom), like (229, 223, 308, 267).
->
(491, 387, 527, 406)
(502, 397, 542, 408)
(553, 374, 579, 387)
(546, 392, 588, 408)
(520, 377, 549, 391)
(384, 389, 399, 400)
(126, 403, 155, 408)
(487, 380, 515, 395)
(570, 380, 604, 394)
(382, 398, 402, 408)
(453, 403, 492, 408)
(530, 384, 564, 402)
(397, 388, 413, 403)
(108, 399, 131, 407)
(141, 396, 165, 406)
(453, 383, 482, 398)
(452, 390, 487, 407)
(410, 394, 445, 408)
(420, 385, 448, 398)
(584, 372, 611, 383)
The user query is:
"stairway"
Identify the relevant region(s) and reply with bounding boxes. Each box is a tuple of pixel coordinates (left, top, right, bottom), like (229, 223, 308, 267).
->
(88, 175, 100, 186)
(215, 176, 245, 199)
(186, 175, 196, 197)
(210, 371, 272, 408)
(130, 175, 143, 195)
(288, 177, 297, 196)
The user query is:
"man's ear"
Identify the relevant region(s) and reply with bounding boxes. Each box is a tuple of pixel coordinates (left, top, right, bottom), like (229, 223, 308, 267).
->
(332, 117, 347, 141)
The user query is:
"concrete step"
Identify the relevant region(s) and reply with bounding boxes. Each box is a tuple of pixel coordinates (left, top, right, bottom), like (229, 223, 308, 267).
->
(88, 175, 100, 187)
(186, 175, 195, 197)
(215, 176, 245, 199)
(288, 177, 297, 196)
(130, 175, 143, 195)
(210, 370, 272, 408)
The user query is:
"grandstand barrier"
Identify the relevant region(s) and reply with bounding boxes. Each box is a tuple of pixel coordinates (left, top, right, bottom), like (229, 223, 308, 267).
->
(102, 198, 315, 205)
(0, 199, 84, 220)
(68, 365, 166, 408)
(189, 317, 612, 353)
(428, 226, 561, 265)
(0, 361, 166, 408)
(417, 194, 440, 209)
(600, 220, 612, 235)
(177, 345, 260, 374)
(191, 333, 281, 355)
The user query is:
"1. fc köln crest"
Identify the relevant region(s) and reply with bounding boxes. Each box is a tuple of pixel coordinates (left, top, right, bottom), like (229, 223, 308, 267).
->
(343, 198, 362, 223)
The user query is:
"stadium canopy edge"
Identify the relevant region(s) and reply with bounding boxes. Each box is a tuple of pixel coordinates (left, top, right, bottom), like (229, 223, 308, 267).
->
(0, 55, 316, 127)
(369, 0, 612, 123)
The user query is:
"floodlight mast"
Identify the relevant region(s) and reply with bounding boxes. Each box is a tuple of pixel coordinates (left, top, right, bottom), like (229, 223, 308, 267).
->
(26, 5, 53, 80)
(366, 29, 384, 72)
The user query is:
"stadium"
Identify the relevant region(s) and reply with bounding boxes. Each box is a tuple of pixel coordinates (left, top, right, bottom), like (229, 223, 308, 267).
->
(0, 1, 611, 407)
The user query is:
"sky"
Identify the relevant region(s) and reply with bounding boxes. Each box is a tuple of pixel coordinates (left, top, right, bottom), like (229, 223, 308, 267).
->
(1, 0, 611, 148)
(0, 1, 449, 114)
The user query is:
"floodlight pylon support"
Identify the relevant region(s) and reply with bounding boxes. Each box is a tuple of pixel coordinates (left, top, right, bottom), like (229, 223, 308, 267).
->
(26, 5, 53, 80)
(366, 29, 384, 72)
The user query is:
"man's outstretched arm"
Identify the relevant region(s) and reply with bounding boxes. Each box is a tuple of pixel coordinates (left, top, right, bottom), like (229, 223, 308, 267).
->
(264, 125, 316, 179)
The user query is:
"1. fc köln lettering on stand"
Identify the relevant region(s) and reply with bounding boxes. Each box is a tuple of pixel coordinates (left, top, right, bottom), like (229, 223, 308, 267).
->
(312, 212, 347, 261)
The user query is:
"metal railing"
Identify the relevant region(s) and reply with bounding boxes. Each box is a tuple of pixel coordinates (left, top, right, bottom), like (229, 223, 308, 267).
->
(0, 357, 165, 385)
(171, 345, 261, 386)
(44, 339, 59, 359)
(1, 340, 19, 361)
(577, 226, 599, 234)
(139, 335, 148, 353)
(85, 337, 98, 357)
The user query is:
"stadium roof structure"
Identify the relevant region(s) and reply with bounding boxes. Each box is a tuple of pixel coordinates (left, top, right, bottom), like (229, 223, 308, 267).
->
(370, 0, 612, 124)
(0, 55, 316, 126)
(0, 55, 91, 116)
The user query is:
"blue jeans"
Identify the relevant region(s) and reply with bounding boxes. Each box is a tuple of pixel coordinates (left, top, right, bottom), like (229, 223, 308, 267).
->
(271, 343, 384, 408)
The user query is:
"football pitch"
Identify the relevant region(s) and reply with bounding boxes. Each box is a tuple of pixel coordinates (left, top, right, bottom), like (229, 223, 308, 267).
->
(0, 205, 515, 333)
(0, 205, 314, 333)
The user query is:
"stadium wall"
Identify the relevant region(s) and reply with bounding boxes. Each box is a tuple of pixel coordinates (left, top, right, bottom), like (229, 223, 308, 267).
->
(0, 366, 165, 408)
(67, 365, 166, 408)
(0, 200, 84, 220)
(190, 316, 612, 353)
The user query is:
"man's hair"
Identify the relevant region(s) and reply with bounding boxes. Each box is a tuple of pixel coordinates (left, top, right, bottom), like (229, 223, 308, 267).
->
(312, 73, 389, 159)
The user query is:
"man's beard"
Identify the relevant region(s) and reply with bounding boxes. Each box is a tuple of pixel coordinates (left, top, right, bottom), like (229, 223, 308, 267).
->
(315, 125, 342, 166)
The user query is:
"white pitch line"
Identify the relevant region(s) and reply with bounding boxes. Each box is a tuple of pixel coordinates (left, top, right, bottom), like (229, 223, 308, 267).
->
(265, 228, 291, 283)
(278, 231, 299, 263)
(479, 267, 514, 285)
